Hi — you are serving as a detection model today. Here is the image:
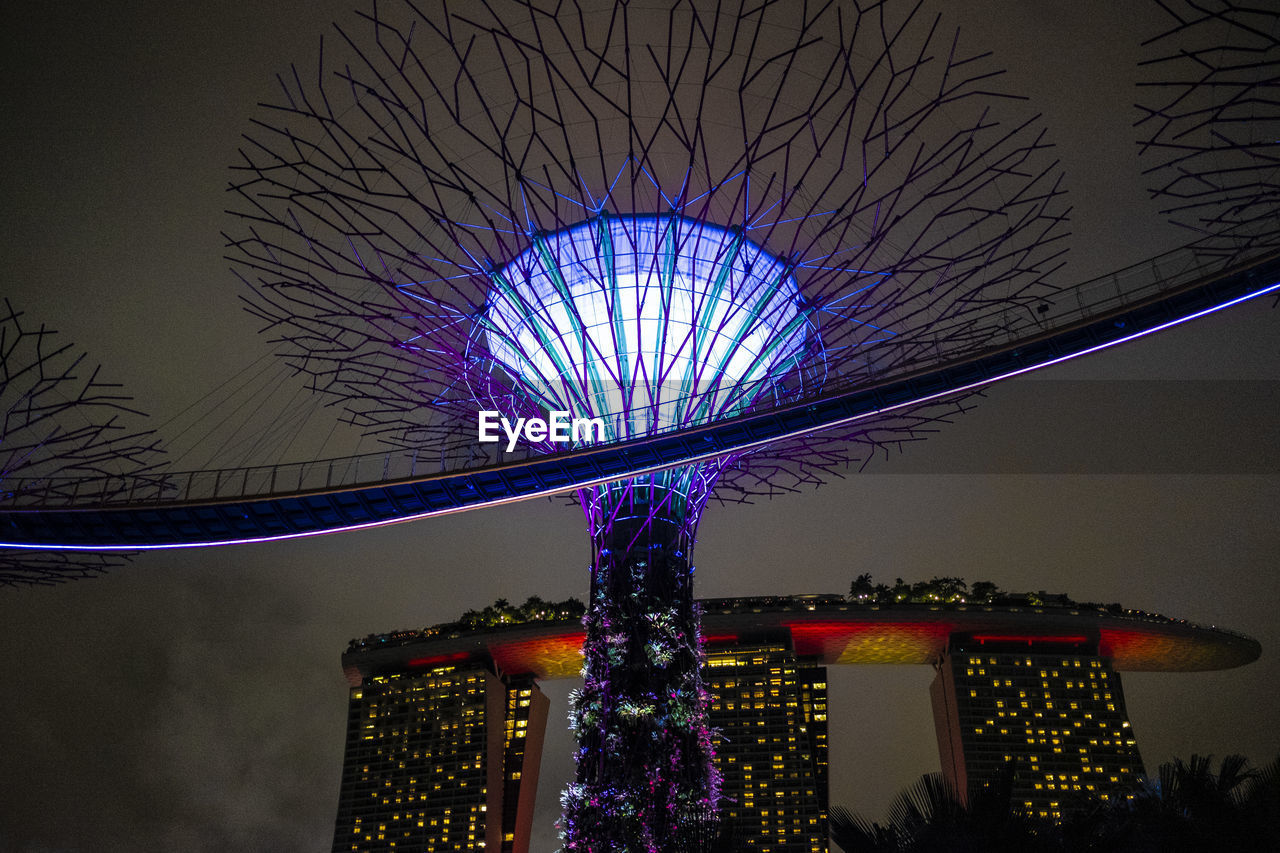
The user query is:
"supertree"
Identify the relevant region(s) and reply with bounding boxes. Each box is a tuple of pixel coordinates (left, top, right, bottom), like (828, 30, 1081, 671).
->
(0, 300, 163, 586)
(226, 1, 1069, 848)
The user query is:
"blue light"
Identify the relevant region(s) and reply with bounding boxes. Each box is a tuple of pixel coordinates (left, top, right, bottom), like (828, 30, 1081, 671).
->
(481, 215, 812, 442)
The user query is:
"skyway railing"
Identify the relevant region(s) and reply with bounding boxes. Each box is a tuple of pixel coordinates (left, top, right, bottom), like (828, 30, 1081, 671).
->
(1, 233, 1277, 523)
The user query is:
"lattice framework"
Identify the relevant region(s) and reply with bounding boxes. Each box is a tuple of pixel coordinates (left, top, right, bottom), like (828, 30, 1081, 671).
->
(0, 300, 162, 585)
(1137, 0, 1280, 258)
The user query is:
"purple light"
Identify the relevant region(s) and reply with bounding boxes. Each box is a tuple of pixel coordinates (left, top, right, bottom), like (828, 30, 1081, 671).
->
(6, 277, 1274, 553)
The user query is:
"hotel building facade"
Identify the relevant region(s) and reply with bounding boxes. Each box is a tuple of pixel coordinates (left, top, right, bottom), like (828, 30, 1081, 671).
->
(931, 635, 1144, 820)
(332, 663, 548, 852)
(333, 596, 1256, 851)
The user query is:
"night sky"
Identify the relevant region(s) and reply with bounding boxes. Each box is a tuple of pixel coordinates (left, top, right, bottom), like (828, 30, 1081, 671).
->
(2, 3, 1277, 851)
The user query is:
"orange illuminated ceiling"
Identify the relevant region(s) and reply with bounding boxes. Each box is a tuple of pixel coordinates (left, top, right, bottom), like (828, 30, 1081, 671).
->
(491, 631, 587, 680)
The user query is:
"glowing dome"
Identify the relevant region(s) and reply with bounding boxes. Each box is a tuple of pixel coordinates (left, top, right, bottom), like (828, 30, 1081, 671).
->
(482, 214, 811, 442)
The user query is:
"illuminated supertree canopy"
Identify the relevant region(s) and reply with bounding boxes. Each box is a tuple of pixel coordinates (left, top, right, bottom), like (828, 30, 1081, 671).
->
(0, 301, 162, 586)
(232, 0, 1071, 492)
(226, 1, 1072, 848)
(482, 214, 811, 444)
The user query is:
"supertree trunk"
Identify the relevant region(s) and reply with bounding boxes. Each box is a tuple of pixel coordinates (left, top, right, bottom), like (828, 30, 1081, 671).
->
(562, 471, 721, 853)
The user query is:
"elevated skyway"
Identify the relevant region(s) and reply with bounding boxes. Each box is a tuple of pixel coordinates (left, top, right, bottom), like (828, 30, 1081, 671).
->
(2, 240, 1278, 550)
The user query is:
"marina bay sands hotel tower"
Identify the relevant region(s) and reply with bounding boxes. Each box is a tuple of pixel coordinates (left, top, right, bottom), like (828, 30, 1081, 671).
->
(330, 596, 1256, 852)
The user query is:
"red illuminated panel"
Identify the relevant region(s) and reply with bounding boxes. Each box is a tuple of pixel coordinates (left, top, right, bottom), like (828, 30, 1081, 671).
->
(491, 631, 587, 679)
(701, 634, 739, 645)
(408, 651, 471, 668)
(969, 635, 1090, 645)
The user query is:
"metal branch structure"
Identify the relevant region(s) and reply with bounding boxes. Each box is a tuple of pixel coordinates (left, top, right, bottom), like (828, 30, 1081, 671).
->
(1137, 0, 1280, 257)
(221, 2, 1071, 849)
(229, 0, 1071, 495)
(0, 300, 162, 586)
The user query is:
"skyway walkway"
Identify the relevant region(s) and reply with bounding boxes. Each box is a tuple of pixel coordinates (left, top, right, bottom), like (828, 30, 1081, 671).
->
(2, 240, 1277, 550)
